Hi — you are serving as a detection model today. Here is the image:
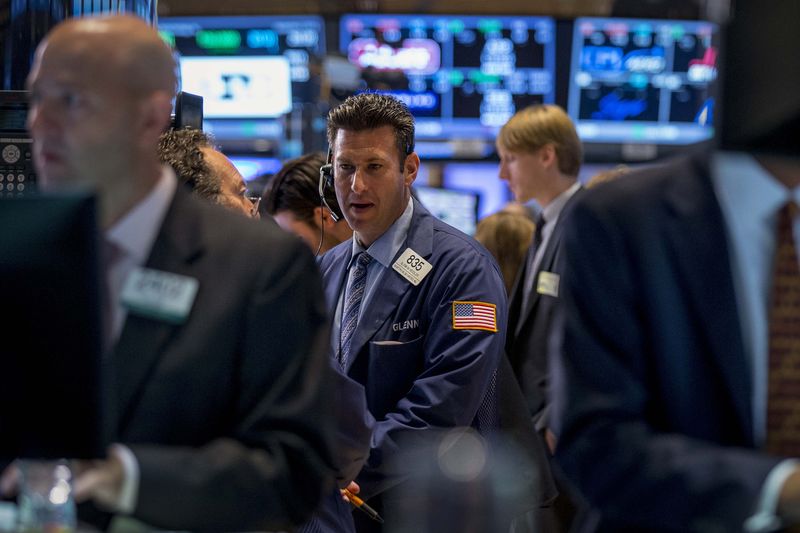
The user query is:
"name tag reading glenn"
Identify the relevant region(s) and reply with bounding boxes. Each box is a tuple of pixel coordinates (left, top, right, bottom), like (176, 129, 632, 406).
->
(121, 267, 199, 324)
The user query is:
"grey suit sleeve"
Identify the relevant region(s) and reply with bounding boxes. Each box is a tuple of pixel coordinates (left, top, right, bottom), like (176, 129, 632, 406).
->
(131, 241, 337, 532)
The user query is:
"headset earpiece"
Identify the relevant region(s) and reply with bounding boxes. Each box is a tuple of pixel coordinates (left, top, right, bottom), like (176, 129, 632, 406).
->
(318, 149, 342, 222)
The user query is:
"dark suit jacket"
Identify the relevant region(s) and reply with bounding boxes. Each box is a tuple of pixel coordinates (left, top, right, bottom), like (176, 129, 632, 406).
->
(506, 186, 584, 431)
(297, 368, 373, 533)
(554, 155, 783, 531)
(105, 186, 336, 531)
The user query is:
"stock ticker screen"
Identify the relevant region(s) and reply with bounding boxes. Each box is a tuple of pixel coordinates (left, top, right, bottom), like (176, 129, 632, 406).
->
(340, 14, 556, 158)
(158, 16, 325, 146)
(568, 17, 719, 147)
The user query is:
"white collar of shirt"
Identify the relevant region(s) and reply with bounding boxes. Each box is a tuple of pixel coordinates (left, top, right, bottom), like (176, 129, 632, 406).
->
(106, 165, 178, 264)
(536, 180, 581, 254)
(712, 151, 798, 234)
(541, 181, 581, 228)
(103, 166, 177, 344)
(349, 196, 415, 269)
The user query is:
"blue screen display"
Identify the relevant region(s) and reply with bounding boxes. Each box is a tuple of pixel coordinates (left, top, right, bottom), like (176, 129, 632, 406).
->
(568, 17, 718, 146)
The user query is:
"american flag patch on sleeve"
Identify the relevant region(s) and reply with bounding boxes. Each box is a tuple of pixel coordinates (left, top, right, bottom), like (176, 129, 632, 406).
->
(452, 301, 497, 332)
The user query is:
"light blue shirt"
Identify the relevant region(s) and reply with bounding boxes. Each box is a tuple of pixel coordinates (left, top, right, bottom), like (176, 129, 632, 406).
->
(711, 152, 800, 445)
(332, 198, 415, 358)
(712, 152, 800, 533)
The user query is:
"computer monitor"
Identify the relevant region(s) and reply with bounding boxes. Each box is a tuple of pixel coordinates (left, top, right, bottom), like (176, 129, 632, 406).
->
(567, 17, 719, 161)
(229, 155, 284, 182)
(414, 185, 479, 235)
(0, 193, 109, 460)
(340, 14, 556, 159)
(178, 56, 292, 119)
(158, 15, 325, 152)
(441, 162, 511, 219)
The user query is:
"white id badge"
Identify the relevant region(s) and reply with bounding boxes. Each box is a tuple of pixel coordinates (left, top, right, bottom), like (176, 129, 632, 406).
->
(392, 247, 433, 286)
(120, 267, 198, 323)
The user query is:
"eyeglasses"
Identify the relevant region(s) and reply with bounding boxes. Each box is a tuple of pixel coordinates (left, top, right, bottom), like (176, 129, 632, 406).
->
(247, 193, 261, 218)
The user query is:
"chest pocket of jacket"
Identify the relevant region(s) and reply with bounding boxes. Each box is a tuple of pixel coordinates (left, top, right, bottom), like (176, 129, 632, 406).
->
(366, 335, 424, 418)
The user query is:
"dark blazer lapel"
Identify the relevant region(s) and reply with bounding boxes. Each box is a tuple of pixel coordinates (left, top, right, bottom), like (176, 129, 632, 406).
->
(322, 245, 351, 366)
(507, 245, 530, 342)
(663, 160, 752, 440)
(514, 187, 584, 337)
(345, 199, 434, 373)
(514, 236, 557, 337)
(113, 188, 205, 433)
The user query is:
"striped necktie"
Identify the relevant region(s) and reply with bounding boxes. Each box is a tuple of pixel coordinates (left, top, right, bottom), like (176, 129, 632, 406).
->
(339, 252, 373, 369)
(765, 201, 800, 456)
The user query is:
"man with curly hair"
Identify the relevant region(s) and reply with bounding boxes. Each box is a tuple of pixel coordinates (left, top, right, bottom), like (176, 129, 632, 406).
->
(158, 127, 259, 217)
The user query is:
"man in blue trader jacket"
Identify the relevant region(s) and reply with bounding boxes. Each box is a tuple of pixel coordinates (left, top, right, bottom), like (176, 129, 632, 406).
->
(318, 93, 537, 532)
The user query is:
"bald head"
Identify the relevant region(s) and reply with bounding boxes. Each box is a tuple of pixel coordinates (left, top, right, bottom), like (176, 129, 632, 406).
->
(26, 15, 178, 227)
(39, 15, 176, 96)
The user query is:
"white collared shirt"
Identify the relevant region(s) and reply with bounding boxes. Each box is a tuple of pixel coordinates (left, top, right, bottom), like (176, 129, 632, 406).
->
(105, 166, 177, 342)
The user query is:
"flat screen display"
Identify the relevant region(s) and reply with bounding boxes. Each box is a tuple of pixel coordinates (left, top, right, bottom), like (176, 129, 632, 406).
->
(159, 16, 325, 148)
(441, 162, 510, 219)
(228, 156, 283, 182)
(568, 17, 719, 147)
(414, 185, 479, 235)
(340, 14, 556, 159)
(179, 56, 292, 118)
(0, 193, 109, 460)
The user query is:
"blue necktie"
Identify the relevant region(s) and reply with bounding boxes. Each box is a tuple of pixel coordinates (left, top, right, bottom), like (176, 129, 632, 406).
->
(340, 252, 373, 369)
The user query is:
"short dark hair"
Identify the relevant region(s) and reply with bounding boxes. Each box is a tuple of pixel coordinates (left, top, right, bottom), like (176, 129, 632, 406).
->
(262, 152, 339, 222)
(157, 127, 221, 199)
(326, 92, 415, 166)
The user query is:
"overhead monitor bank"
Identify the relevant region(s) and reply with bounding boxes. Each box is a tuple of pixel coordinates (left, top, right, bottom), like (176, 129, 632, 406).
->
(156, 13, 720, 222)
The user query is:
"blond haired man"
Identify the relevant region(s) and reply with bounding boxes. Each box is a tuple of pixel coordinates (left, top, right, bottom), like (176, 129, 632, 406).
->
(497, 104, 584, 531)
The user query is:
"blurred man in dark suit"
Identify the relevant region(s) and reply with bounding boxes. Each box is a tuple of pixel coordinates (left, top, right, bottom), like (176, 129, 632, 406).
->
(2, 14, 336, 531)
(553, 1, 800, 530)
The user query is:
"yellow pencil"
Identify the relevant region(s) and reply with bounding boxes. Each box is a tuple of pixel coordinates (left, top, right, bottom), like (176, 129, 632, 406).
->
(341, 488, 384, 523)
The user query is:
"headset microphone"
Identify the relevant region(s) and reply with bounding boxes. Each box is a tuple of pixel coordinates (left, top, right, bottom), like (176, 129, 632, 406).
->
(318, 148, 342, 222)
